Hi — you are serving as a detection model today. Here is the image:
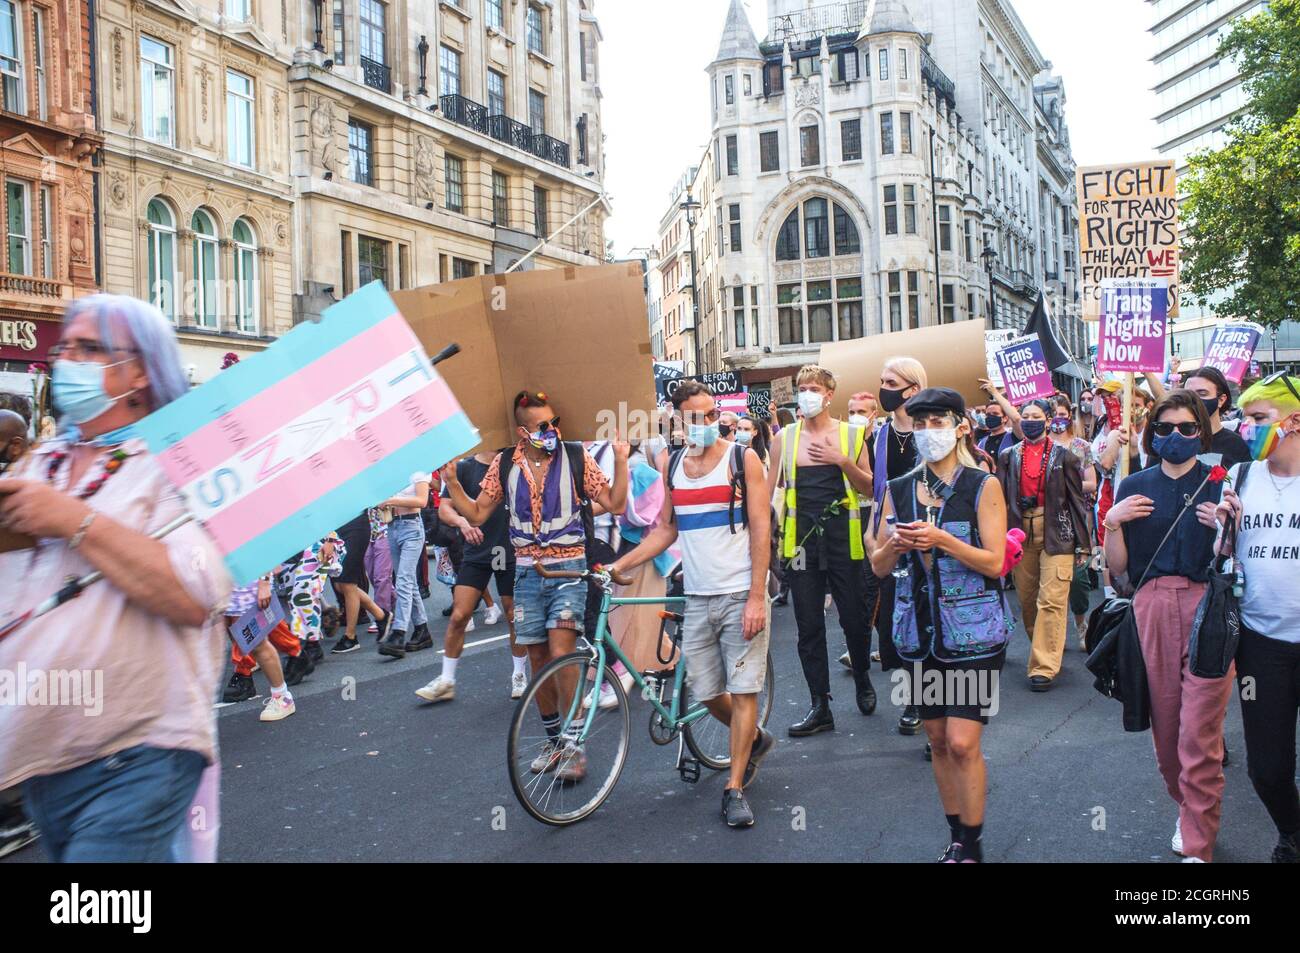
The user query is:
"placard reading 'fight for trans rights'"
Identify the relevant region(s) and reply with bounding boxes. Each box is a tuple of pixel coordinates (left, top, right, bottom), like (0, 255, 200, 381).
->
(1096, 279, 1169, 374)
(134, 282, 480, 585)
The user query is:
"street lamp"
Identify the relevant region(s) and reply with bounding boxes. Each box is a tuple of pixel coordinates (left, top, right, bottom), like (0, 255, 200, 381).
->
(1271, 325, 1278, 371)
(679, 195, 704, 375)
(980, 234, 997, 329)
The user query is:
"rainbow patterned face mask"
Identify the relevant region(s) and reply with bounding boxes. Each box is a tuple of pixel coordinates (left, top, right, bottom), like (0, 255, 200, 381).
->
(1239, 419, 1288, 461)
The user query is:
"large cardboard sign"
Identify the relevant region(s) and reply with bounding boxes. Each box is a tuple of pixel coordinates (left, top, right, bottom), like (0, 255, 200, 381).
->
(1201, 323, 1264, 384)
(136, 282, 479, 585)
(1077, 161, 1179, 321)
(819, 319, 991, 415)
(1096, 279, 1169, 374)
(994, 334, 1055, 405)
(393, 262, 655, 451)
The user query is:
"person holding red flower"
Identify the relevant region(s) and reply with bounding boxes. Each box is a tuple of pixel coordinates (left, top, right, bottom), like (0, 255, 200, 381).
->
(1103, 389, 1229, 863)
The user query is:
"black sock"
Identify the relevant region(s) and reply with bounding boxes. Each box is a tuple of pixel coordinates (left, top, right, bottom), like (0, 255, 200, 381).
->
(946, 813, 962, 841)
(541, 712, 560, 739)
(959, 822, 983, 862)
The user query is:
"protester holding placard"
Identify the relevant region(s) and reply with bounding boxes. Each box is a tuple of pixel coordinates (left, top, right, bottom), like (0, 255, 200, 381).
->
(0, 294, 234, 862)
(998, 399, 1092, 691)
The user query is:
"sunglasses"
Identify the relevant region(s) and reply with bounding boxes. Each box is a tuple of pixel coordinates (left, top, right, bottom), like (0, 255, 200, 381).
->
(1151, 421, 1201, 438)
(1260, 371, 1300, 405)
(523, 416, 562, 433)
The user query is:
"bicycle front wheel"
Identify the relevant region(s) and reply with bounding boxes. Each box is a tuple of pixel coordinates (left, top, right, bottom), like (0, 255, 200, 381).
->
(506, 651, 630, 826)
(683, 650, 775, 771)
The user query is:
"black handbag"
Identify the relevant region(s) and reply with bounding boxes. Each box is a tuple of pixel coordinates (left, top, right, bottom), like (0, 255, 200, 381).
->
(1188, 463, 1252, 679)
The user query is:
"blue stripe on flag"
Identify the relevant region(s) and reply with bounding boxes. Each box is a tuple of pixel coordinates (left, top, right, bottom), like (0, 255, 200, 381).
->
(137, 282, 398, 450)
(223, 411, 479, 585)
(676, 509, 734, 532)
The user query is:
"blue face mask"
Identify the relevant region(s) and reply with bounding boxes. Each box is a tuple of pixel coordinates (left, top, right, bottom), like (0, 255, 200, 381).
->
(734, 430, 753, 447)
(1020, 420, 1046, 441)
(687, 422, 720, 448)
(1152, 431, 1200, 464)
(52, 359, 134, 426)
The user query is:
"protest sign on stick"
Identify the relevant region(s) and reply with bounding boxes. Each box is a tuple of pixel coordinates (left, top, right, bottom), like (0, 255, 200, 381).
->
(1201, 323, 1264, 383)
(136, 282, 480, 585)
(1077, 161, 1179, 321)
(1096, 278, 1169, 374)
(994, 334, 1056, 405)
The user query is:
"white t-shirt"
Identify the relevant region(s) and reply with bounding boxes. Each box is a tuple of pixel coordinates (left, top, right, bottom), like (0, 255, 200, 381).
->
(1231, 461, 1300, 643)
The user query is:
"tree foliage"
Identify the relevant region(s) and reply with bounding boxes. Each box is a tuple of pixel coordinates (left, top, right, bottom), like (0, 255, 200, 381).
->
(1181, 0, 1300, 328)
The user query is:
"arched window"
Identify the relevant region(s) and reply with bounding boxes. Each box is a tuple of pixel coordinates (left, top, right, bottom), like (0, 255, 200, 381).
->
(232, 218, 259, 335)
(773, 198, 864, 346)
(834, 204, 860, 255)
(191, 208, 219, 329)
(774, 199, 861, 261)
(776, 209, 800, 261)
(804, 198, 829, 258)
(146, 198, 177, 320)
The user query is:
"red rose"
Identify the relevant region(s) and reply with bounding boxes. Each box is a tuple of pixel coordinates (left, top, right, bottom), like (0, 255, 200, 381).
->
(1209, 465, 1228, 483)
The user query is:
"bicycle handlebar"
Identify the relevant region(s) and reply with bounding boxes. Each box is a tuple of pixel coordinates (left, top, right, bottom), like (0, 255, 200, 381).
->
(532, 562, 635, 587)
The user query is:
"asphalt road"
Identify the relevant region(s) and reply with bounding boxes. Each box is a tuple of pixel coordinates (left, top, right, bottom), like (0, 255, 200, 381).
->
(5, 583, 1277, 863)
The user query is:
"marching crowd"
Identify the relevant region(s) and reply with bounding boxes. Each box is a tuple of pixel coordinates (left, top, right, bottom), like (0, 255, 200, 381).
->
(0, 293, 1298, 864)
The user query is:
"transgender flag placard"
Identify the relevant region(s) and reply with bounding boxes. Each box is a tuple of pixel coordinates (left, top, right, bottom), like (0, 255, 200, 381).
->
(135, 282, 479, 585)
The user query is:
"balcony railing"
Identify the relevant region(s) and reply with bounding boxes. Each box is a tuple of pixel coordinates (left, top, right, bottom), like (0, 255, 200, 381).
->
(489, 114, 533, 151)
(528, 132, 570, 168)
(0, 272, 63, 297)
(921, 49, 956, 108)
(768, 2, 868, 43)
(361, 56, 391, 94)
(440, 94, 489, 135)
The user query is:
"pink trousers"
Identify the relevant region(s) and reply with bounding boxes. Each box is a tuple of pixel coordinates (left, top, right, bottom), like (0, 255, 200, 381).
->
(1133, 576, 1233, 862)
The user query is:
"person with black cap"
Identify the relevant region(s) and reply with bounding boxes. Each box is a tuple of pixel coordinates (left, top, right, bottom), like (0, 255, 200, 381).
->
(998, 398, 1092, 691)
(870, 386, 1012, 863)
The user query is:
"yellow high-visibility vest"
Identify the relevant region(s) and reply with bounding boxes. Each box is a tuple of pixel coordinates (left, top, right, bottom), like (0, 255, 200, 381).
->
(781, 419, 867, 561)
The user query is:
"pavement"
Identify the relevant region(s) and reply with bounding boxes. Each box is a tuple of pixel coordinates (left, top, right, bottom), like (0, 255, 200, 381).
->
(4, 582, 1277, 863)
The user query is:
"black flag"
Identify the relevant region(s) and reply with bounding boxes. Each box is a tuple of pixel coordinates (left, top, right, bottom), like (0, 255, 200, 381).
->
(1024, 291, 1071, 371)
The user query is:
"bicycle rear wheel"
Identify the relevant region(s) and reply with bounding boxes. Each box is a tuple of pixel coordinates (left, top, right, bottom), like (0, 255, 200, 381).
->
(682, 650, 774, 771)
(507, 651, 630, 826)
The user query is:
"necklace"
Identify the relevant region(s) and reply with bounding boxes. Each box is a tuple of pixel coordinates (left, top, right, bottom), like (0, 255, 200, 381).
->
(892, 422, 913, 456)
(1266, 463, 1300, 500)
(46, 447, 131, 500)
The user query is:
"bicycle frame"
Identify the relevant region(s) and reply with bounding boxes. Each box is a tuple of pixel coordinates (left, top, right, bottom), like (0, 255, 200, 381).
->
(555, 580, 705, 745)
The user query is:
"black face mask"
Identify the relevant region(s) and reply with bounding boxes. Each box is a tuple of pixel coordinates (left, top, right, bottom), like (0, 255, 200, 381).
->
(985, 414, 1003, 431)
(1201, 396, 1222, 419)
(718, 423, 733, 438)
(1021, 420, 1047, 441)
(879, 387, 908, 413)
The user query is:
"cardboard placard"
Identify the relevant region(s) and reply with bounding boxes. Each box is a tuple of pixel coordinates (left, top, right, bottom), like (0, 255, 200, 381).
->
(984, 329, 1018, 387)
(393, 262, 655, 452)
(1097, 279, 1169, 374)
(1077, 161, 1179, 321)
(819, 320, 992, 415)
(1201, 323, 1264, 384)
(994, 334, 1055, 405)
(770, 376, 794, 407)
(746, 384, 772, 419)
(230, 597, 286, 655)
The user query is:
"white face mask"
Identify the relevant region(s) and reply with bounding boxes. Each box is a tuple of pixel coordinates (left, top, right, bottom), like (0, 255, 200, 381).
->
(913, 427, 958, 464)
(797, 391, 825, 418)
(848, 413, 870, 427)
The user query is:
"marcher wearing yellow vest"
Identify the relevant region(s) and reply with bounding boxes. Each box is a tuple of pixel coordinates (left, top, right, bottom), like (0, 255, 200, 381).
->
(768, 365, 875, 736)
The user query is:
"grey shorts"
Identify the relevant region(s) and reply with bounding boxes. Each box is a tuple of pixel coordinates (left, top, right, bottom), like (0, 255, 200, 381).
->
(682, 591, 770, 701)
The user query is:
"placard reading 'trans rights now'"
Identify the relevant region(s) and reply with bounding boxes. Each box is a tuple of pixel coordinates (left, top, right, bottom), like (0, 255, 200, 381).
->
(994, 334, 1055, 404)
(1097, 279, 1169, 374)
(1201, 323, 1264, 383)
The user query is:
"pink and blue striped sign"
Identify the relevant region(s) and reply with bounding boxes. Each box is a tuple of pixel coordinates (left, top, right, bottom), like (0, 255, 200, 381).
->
(135, 282, 479, 585)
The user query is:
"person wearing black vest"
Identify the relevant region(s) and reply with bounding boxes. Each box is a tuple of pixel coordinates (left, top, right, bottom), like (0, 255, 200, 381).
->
(871, 387, 1012, 863)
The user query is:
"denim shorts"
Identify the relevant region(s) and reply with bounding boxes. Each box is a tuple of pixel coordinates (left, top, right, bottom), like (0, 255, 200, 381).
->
(512, 557, 587, 645)
(682, 591, 770, 700)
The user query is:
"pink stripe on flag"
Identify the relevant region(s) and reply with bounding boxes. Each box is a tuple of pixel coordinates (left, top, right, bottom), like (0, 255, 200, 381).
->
(200, 377, 460, 554)
(160, 312, 414, 479)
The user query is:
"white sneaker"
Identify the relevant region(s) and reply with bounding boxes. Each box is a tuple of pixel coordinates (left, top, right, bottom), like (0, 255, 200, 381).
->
(530, 739, 561, 773)
(583, 680, 618, 710)
(1181, 856, 1205, 863)
(511, 670, 527, 699)
(1172, 820, 1185, 856)
(260, 694, 296, 722)
(415, 676, 456, 703)
(483, 604, 503, 625)
(464, 616, 476, 632)
(618, 669, 635, 696)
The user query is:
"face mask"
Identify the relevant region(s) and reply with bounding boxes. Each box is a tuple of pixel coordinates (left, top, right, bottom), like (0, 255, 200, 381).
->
(797, 391, 824, 418)
(718, 423, 733, 438)
(848, 413, 870, 427)
(526, 428, 559, 454)
(1080, 399, 1093, 416)
(1049, 417, 1071, 435)
(1152, 431, 1200, 465)
(985, 414, 1003, 431)
(687, 422, 719, 449)
(879, 387, 907, 413)
(913, 427, 958, 464)
(734, 430, 753, 447)
(1240, 419, 1289, 461)
(52, 359, 134, 426)
(1200, 396, 1222, 419)
(1020, 420, 1047, 441)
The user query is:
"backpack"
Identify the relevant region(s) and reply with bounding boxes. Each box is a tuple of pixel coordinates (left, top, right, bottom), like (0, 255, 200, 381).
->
(666, 443, 749, 534)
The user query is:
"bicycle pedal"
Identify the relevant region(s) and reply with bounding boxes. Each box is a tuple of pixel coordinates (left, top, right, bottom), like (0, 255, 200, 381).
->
(677, 757, 701, 784)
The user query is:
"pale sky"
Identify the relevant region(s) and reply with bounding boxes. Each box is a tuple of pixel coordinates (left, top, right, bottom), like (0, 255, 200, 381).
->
(601, 0, 1162, 257)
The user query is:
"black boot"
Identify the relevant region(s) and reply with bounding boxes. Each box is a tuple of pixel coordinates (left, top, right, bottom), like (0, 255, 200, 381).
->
(898, 704, 922, 735)
(788, 694, 835, 737)
(855, 671, 877, 715)
(283, 653, 308, 686)
(304, 640, 324, 669)
(405, 623, 433, 652)
(379, 629, 407, 659)
(222, 672, 256, 703)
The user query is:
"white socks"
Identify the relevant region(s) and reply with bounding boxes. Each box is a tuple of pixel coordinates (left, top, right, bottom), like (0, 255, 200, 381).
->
(270, 683, 291, 701)
(442, 656, 459, 683)
(512, 654, 529, 677)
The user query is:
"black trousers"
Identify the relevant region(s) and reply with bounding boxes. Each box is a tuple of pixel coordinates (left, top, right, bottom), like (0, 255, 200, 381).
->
(788, 537, 872, 698)
(1236, 625, 1300, 835)
(871, 570, 906, 672)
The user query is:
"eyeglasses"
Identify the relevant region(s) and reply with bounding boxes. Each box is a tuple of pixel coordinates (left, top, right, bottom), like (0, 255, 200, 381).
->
(1151, 421, 1201, 438)
(680, 408, 720, 425)
(48, 339, 138, 363)
(1260, 371, 1300, 405)
(526, 416, 561, 433)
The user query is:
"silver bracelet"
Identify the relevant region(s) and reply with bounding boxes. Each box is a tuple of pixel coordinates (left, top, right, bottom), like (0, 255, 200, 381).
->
(68, 510, 97, 550)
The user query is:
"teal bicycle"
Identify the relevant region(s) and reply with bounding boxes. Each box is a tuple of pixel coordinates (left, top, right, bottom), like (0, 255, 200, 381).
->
(506, 564, 774, 826)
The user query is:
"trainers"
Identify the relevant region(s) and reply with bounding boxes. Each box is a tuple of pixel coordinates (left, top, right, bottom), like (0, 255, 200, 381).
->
(415, 676, 456, 703)
(222, 672, 256, 703)
(259, 694, 296, 722)
(465, 615, 476, 633)
(511, 670, 527, 699)
(555, 745, 587, 782)
(1172, 819, 1185, 857)
(938, 841, 962, 863)
(483, 604, 503, 625)
(583, 680, 618, 710)
(742, 727, 776, 788)
(331, 636, 360, 654)
(1271, 832, 1300, 863)
(838, 650, 852, 670)
(722, 788, 755, 828)
(367, 622, 379, 634)
(529, 740, 562, 774)
(0, 818, 39, 859)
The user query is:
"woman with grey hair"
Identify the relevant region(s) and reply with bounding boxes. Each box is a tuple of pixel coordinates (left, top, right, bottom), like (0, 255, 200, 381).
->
(0, 294, 233, 862)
